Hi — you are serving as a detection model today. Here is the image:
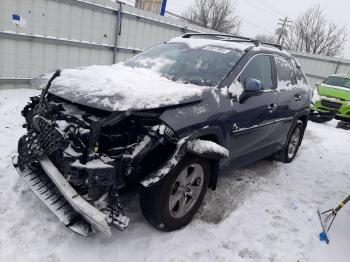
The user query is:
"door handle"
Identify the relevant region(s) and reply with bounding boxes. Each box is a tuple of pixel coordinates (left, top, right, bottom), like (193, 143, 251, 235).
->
(268, 103, 277, 111)
(294, 94, 302, 102)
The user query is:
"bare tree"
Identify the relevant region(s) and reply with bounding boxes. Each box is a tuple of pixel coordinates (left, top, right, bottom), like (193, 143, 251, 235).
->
(255, 34, 277, 43)
(285, 4, 347, 57)
(183, 0, 241, 34)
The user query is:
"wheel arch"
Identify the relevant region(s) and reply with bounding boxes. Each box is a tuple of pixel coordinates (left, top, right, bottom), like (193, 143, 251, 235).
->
(140, 126, 226, 190)
(183, 126, 225, 191)
(298, 113, 309, 131)
(286, 114, 306, 143)
(191, 133, 222, 191)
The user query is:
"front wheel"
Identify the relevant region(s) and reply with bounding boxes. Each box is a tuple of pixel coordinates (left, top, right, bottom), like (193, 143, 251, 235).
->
(274, 120, 304, 163)
(140, 155, 210, 231)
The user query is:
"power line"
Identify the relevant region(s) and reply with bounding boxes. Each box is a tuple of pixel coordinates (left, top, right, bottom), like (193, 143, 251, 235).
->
(244, 0, 282, 20)
(165, 10, 191, 22)
(250, 0, 285, 19)
(241, 17, 275, 35)
(117, 0, 276, 37)
(257, 0, 289, 18)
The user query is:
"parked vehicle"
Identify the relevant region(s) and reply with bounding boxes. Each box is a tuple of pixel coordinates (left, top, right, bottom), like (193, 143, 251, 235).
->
(310, 74, 350, 123)
(13, 33, 311, 236)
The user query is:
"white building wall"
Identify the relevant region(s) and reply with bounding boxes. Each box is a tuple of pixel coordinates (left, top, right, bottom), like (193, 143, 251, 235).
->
(1, 0, 349, 89)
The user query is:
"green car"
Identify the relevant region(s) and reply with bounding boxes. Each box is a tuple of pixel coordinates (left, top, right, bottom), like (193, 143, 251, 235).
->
(310, 74, 350, 123)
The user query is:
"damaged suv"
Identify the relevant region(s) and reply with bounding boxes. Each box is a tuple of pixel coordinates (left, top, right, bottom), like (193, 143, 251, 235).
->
(13, 33, 311, 236)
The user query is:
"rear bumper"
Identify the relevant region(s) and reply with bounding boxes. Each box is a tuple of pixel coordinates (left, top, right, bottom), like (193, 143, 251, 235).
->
(13, 155, 112, 236)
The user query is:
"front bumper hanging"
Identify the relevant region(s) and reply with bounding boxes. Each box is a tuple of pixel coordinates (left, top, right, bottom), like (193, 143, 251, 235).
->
(13, 155, 129, 236)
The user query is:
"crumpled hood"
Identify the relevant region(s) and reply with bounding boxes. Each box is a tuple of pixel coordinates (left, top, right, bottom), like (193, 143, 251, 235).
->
(35, 64, 210, 112)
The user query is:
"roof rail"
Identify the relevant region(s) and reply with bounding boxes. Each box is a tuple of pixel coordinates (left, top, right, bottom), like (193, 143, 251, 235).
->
(182, 33, 252, 41)
(181, 33, 283, 51)
(259, 41, 283, 50)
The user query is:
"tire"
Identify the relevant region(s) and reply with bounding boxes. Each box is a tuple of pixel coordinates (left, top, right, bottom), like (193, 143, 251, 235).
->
(309, 113, 333, 123)
(336, 121, 350, 130)
(274, 120, 304, 163)
(140, 155, 210, 231)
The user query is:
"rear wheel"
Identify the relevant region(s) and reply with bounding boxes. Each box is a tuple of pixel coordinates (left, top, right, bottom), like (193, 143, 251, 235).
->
(274, 120, 304, 163)
(140, 155, 210, 231)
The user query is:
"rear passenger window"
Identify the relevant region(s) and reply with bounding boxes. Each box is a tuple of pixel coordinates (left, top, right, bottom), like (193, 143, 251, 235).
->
(239, 55, 273, 90)
(275, 56, 297, 86)
(292, 60, 308, 85)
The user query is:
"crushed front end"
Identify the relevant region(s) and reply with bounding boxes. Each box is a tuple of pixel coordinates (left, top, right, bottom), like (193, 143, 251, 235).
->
(13, 74, 179, 236)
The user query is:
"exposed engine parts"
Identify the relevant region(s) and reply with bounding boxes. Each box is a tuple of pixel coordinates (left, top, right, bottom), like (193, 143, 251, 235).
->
(16, 89, 181, 234)
(18, 116, 67, 169)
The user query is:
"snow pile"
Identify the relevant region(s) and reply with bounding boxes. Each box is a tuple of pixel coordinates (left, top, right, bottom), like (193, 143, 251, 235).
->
(131, 135, 152, 158)
(55, 120, 69, 131)
(312, 87, 321, 104)
(129, 57, 175, 72)
(152, 125, 167, 135)
(64, 144, 82, 157)
(42, 64, 208, 111)
(187, 139, 229, 158)
(227, 80, 244, 100)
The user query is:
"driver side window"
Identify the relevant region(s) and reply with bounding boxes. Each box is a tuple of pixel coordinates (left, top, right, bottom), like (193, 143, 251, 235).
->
(239, 55, 273, 90)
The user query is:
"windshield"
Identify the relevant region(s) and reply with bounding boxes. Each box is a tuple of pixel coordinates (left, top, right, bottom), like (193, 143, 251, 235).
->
(323, 76, 350, 89)
(124, 43, 244, 87)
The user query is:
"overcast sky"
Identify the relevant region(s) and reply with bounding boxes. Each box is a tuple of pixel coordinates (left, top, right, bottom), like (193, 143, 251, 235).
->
(166, 0, 350, 58)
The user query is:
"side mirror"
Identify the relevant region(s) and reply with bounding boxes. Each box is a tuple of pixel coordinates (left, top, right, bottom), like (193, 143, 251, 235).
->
(244, 78, 264, 92)
(239, 78, 264, 103)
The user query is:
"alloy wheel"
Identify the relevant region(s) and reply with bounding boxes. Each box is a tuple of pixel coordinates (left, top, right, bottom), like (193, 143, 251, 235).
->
(168, 163, 204, 219)
(288, 127, 301, 159)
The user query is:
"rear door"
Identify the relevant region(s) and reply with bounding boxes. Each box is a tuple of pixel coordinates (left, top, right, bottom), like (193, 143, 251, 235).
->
(269, 55, 299, 146)
(292, 59, 311, 107)
(225, 54, 278, 162)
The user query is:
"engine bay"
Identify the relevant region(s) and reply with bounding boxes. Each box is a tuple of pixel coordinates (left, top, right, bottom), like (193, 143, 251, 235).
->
(17, 89, 179, 232)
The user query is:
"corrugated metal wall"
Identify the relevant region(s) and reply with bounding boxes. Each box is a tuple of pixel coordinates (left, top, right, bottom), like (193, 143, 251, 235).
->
(291, 51, 350, 88)
(0, 0, 216, 89)
(1, 0, 349, 90)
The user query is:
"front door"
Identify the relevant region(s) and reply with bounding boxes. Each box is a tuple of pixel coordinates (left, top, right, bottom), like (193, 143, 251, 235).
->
(225, 54, 278, 162)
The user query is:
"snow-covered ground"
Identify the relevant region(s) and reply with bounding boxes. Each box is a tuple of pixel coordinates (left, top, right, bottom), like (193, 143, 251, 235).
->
(0, 89, 349, 262)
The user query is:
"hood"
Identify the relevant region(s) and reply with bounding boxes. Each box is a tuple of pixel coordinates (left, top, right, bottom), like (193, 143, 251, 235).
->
(318, 84, 350, 101)
(35, 64, 210, 112)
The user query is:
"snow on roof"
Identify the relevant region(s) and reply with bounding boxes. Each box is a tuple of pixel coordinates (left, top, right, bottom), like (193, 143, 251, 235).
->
(168, 37, 253, 51)
(252, 44, 290, 55)
(169, 37, 290, 55)
(48, 64, 210, 111)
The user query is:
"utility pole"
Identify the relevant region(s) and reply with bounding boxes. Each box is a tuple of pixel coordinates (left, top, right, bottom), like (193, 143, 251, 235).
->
(276, 17, 292, 45)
